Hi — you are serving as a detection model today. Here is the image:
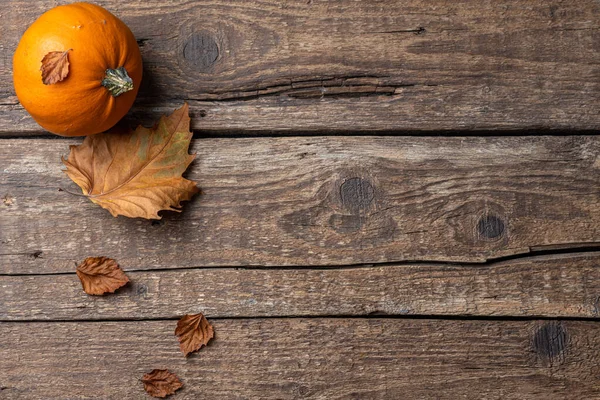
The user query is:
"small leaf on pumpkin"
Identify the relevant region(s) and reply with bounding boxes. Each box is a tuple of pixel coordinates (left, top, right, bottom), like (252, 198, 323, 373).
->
(40, 50, 71, 85)
(142, 369, 183, 398)
(76, 257, 129, 295)
(175, 313, 214, 357)
(62, 103, 199, 219)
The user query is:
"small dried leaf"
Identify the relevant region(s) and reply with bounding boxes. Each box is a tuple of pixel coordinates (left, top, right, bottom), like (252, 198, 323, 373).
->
(76, 257, 129, 295)
(175, 313, 214, 357)
(40, 50, 71, 85)
(142, 369, 183, 398)
(62, 103, 199, 219)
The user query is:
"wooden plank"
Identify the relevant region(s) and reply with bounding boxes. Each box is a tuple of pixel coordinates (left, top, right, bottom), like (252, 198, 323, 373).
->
(1, 136, 599, 274)
(1, 0, 599, 134)
(0, 319, 598, 398)
(1, 253, 599, 321)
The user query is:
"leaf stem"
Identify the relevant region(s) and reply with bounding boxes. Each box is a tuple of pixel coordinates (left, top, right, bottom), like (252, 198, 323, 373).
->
(101, 67, 134, 97)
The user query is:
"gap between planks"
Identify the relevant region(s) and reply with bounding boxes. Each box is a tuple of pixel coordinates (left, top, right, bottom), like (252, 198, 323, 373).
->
(2, 252, 599, 321)
(2, 315, 600, 324)
(2, 130, 600, 139)
(0, 247, 599, 277)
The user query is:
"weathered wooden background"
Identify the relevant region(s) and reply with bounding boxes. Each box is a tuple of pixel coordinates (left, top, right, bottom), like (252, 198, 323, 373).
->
(1, 0, 599, 399)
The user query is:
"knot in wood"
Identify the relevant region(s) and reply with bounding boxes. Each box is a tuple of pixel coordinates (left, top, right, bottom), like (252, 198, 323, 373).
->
(477, 214, 505, 239)
(296, 384, 310, 397)
(136, 283, 148, 297)
(340, 177, 374, 214)
(532, 322, 568, 365)
(183, 32, 219, 71)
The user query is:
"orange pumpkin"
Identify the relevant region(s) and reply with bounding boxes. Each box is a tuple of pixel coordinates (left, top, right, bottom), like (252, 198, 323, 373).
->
(13, 2, 142, 136)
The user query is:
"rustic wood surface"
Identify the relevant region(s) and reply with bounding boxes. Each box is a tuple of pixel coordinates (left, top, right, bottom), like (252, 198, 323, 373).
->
(1, 319, 599, 399)
(1, 0, 600, 134)
(1, 136, 599, 274)
(2, 253, 600, 321)
(1, 1, 599, 398)
(0, 252, 600, 321)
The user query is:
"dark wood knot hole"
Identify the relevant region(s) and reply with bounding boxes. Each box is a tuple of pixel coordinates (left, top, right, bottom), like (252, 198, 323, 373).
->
(477, 215, 505, 239)
(532, 322, 568, 363)
(340, 177, 374, 214)
(183, 32, 219, 70)
(136, 283, 148, 297)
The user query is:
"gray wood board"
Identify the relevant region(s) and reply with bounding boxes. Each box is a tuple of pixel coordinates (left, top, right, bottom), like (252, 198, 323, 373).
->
(1, 0, 599, 134)
(1, 136, 599, 274)
(1, 253, 599, 320)
(0, 319, 598, 399)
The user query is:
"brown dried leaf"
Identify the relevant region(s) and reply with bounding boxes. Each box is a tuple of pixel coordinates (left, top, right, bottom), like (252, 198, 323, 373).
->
(40, 50, 71, 85)
(141, 369, 183, 398)
(76, 257, 129, 295)
(175, 313, 214, 357)
(62, 103, 199, 219)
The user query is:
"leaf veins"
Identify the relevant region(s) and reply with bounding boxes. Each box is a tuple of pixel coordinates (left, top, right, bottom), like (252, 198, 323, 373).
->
(62, 103, 200, 219)
(141, 369, 183, 398)
(40, 50, 72, 85)
(76, 257, 129, 295)
(175, 313, 214, 357)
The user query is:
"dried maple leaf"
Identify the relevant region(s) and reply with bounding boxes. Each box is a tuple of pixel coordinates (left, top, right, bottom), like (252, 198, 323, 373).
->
(76, 257, 129, 295)
(62, 104, 199, 219)
(40, 50, 71, 85)
(175, 313, 214, 357)
(142, 369, 183, 398)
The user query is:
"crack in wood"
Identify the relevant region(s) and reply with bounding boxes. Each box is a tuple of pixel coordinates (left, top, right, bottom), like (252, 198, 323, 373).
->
(183, 75, 429, 102)
(1, 314, 598, 324)
(1, 249, 599, 277)
(367, 26, 426, 35)
(0, 250, 43, 259)
(551, 26, 600, 31)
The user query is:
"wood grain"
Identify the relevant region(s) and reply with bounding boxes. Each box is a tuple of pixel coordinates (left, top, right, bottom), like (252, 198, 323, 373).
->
(1, 0, 599, 134)
(1, 253, 599, 320)
(2, 2, 599, 398)
(1, 136, 599, 274)
(0, 319, 598, 399)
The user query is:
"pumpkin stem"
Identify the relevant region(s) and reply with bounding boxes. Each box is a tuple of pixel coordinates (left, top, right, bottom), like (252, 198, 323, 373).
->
(101, 67, 134, 97)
